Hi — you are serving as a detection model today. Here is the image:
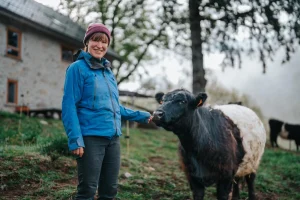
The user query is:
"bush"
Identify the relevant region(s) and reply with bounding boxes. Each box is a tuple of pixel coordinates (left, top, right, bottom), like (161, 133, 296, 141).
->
(206, 79, 265, 121)
(0, 112, 42, 145)
(40, 136, 72, 161)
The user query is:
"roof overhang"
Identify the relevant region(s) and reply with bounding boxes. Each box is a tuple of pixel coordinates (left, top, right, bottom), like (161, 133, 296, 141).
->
(0, 6, 122, 61)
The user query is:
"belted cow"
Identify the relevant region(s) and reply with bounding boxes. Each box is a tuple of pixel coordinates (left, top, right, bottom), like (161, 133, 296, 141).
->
(269, 118, 300, 151)
(152, 89, 266, 200)
(269, 119, 283, 148)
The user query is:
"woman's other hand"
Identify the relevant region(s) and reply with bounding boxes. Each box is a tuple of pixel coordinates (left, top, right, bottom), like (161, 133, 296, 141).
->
(72, 147, 84, 157)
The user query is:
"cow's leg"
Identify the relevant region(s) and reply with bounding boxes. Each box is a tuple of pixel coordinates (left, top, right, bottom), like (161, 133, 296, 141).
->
(216, 178, 233, 200)
(189, 178, 205, 200)
(270, 132, 279, 148)
(270, 138, 275, 148)
(295, 140, 299, 151)
(179, 147, 205, 200)
(273, 139, 279, 148)
(245, 173, 256, 200)
(232, 177, 240, 200)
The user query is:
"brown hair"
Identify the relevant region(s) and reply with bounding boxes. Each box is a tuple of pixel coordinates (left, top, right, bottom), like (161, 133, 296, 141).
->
(84, 32, 109, 52)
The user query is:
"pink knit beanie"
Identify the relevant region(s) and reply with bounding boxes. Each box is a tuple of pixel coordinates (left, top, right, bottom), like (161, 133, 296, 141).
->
(83, 23, 111, 46)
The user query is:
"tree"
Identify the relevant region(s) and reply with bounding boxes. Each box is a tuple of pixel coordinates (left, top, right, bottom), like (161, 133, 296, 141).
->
(138, 76, 175, 95)
(58, 0, 172, 85)
(163, 0, 300, 94)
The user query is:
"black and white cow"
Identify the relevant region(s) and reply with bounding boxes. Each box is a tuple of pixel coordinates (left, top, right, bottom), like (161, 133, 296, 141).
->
(269, 119, 284, 148)
(152, 89, 266, 200)
(269, 118, 300, 151)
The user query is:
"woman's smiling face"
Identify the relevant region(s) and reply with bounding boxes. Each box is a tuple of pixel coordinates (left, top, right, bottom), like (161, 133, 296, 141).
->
(87, 33, 109, 59)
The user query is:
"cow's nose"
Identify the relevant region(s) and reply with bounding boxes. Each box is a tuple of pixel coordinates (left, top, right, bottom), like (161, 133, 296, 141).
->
(154, 110, 165, 119)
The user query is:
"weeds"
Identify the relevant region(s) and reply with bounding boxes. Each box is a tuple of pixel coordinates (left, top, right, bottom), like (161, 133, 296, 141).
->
(40, 136, 72, 162)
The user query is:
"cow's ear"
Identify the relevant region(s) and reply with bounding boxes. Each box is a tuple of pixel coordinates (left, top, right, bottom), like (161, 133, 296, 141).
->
(155, 92, 164, 104)
(195, 92, 207, 107)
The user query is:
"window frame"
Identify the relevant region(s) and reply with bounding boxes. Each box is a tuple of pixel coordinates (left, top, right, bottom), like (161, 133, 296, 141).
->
(6, 79, 18, 105)
(61, 45, 76, 63)
(6, 27, 22, 60)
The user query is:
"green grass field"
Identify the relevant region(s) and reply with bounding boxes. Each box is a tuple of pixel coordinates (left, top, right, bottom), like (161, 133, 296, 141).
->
(0, 111, 299, 200)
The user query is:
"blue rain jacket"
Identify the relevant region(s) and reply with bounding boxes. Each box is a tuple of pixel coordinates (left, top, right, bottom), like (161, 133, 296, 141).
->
(62, 50, 151, 151)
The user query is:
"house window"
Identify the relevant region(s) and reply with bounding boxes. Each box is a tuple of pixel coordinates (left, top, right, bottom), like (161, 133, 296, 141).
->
(61, 46, 75, 62)
(7, 79, 18, 104)
(6, 28, 22, 59)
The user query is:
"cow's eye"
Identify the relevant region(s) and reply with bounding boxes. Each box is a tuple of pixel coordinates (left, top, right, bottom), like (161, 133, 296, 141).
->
(179, 100, 186, 105)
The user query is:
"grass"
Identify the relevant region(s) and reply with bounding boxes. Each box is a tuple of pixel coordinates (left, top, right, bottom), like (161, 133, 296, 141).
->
(0, 111, 299, 200)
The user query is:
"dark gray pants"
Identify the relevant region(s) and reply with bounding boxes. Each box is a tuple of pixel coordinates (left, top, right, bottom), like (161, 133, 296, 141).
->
(75, 136, 120, 200)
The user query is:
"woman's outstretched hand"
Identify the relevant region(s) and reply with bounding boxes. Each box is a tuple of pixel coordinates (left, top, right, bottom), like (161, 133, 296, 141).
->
(72, 147, 84, 157)
(148, 115, 153, 123)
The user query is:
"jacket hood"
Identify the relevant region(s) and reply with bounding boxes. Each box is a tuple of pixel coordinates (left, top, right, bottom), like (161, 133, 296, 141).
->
(73, 49, 111, 69)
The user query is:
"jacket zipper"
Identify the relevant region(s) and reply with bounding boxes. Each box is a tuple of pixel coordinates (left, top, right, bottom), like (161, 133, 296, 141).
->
(93, 74, 97, 109)
(102, 70, 117, 135)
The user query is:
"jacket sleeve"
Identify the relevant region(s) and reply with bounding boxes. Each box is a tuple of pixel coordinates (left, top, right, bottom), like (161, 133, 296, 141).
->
(62, 63, 85, 151)
(120, 104, 151, 124)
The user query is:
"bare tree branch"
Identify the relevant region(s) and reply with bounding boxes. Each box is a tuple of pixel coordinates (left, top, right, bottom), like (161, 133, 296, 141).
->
(117, 24, 167, 84)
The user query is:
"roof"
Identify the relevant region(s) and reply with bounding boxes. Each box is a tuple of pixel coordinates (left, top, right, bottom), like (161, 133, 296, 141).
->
(0, 0, 120, 59)
(0, 0, 84, 43)
(119, 90, 153, 98)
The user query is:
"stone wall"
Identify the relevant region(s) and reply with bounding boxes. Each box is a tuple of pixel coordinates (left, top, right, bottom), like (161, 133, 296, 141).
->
(0, 22, 70, 112)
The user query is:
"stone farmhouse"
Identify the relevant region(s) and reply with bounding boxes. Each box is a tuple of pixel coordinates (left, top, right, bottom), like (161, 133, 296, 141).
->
(0, 0, 121, 117)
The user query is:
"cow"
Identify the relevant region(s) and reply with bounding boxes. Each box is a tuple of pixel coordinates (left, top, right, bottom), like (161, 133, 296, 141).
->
(280, 123, 300, 151)
(152, 89, 266, 200)
(268, 119, 284, 148)
(269, 118, 300, 151)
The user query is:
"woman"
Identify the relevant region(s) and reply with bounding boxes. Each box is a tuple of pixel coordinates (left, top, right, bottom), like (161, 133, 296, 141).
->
(62, 23, 152, 200)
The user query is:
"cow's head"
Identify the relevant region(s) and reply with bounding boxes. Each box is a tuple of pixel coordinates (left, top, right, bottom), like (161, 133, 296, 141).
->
(152, 89, 207, 129)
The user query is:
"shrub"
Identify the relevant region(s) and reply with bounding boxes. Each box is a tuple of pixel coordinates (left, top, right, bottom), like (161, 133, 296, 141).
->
(206, 79, 265, 121)
(40, 136, 72, 162)
(0, 112, 42, 145)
